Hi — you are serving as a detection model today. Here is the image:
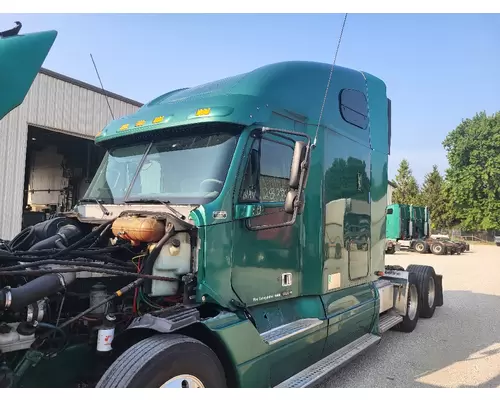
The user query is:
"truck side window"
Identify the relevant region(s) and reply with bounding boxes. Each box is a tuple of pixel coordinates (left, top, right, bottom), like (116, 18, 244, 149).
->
(239, 138, 293, 203)
(339, 89, 368, 130)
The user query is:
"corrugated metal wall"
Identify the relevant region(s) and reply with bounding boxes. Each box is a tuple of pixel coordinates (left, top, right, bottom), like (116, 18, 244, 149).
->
(387, 183, 394, 205)
(0, 72, 140, 239)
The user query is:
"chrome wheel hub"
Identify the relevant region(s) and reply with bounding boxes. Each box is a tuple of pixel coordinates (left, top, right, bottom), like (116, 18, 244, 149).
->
(160, 375, 205, 388)
(407, 284, 418, 320)
(428, 276, 435, 308)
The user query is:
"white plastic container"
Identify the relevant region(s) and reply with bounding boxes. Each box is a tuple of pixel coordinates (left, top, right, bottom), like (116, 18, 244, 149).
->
(151, 232, 191, 297)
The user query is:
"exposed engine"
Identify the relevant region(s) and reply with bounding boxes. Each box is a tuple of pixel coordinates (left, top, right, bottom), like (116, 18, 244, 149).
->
(0, 211, 197, 387)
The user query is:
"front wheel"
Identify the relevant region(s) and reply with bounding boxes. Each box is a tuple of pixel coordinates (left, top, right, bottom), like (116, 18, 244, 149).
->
(96, 334, 227, 388)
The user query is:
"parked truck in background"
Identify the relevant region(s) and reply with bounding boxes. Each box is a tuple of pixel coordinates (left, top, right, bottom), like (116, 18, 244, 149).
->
(385, 203, 467, 255)
(0, 23, 445, 388)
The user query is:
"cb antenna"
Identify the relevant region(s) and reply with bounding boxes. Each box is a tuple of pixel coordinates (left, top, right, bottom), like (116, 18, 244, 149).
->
(90, 53, 115, 120)
(312, 13, 348, 148)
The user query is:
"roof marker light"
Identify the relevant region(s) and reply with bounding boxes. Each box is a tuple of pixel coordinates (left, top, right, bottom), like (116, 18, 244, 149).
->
(195, 108, 211, 117)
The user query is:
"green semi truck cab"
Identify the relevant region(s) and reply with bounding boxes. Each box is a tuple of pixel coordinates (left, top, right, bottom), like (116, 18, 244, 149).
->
(386, 203, 429, 241)
(0, 24, 444, 388)
(386, 203, 466, 255)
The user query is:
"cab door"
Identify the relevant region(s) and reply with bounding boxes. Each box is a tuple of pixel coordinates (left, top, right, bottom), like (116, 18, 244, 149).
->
(230, 134, 302, 307)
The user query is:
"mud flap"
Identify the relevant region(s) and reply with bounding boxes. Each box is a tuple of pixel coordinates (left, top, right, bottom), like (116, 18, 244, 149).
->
(434, 274, 444, 307)
(0, 25, 57, 120)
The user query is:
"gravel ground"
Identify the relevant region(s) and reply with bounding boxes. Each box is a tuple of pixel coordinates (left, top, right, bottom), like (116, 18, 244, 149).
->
(318, 244, 500, 388)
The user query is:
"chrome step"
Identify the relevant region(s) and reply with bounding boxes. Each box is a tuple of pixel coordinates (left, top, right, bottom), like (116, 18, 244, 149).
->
(260, 318, 324, 345)
(379, 311, 403, 333)
(274, 333, 381, 388)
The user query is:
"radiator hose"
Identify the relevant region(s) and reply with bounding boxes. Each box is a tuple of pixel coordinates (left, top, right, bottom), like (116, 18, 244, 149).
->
(0, 272, 76, 312)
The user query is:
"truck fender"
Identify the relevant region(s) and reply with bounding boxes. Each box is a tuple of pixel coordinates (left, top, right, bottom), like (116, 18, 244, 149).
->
(434, 274, 444, 307)
(111, 307, 201, 358)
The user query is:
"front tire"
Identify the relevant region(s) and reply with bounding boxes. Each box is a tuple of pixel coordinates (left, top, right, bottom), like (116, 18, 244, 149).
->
(96, 334, 227, 388)
(406, 265, 437, 318)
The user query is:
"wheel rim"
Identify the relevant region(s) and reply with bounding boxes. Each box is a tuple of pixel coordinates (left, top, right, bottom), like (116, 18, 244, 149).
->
(160, 375, 205, 388)
(434, 245, 442, 253)
(407, 284, 418, 320)
(416, 243, 424, 252)
(428, 276, 435, 308)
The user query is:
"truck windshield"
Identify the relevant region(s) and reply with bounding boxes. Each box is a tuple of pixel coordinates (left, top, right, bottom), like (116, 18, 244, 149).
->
(83, 130, 241, 205)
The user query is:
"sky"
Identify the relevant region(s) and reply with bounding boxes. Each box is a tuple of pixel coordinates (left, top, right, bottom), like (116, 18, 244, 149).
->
(1, 13, 499, 183)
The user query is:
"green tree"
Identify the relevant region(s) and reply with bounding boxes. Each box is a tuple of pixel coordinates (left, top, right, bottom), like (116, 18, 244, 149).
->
(420, 165, 447, 230)
(438, 181, 462, 230)
(442, 111, 500, 230)
(392, 159, 420, 205)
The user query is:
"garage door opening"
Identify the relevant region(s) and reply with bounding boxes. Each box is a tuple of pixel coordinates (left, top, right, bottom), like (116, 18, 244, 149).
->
(22, 126, 105, 228)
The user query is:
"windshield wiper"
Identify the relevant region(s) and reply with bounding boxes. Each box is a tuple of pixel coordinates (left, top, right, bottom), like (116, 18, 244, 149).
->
(79, 198, 110, 216)
(123, 198, 186, 220)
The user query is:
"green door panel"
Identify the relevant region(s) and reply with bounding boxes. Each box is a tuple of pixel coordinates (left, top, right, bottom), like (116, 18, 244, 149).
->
(231, 203, 302, 306)
(248, 295, 324, 333)
(230, 124, 303, 307)
(321, 283, 377, 354)
(0, 28, 57, 120)
(203, 310, 327, 388)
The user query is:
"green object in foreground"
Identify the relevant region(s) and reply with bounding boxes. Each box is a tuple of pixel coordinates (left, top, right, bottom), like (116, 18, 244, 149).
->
(0, 26, 57, 120)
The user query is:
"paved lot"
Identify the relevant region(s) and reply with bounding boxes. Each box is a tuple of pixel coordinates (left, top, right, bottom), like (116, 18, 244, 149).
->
(319, 245, 500, 388)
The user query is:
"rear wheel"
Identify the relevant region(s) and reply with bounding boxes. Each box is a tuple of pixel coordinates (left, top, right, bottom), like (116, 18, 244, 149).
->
(430, 242, 445, 255)
(96, 334, 226, 388)
(406, 264, 437, 318)
(393, 271, 420, 333)
(414, 240, 427, 254)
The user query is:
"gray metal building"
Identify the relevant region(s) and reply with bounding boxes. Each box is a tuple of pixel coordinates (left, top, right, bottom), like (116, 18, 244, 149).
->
(0, 68, 142, 239)
(387, 180, 397, 205)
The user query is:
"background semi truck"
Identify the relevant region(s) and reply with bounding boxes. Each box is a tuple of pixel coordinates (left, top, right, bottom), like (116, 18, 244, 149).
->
(385, 203, 468, 255)
(0, 23, 444, 388)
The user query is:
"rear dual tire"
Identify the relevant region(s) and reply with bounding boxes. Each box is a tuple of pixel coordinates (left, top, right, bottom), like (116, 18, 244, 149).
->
(430, 242, 445, 255)
(406, 264, 437, 318)
(414, 240, 428, 254)
(393, 271, 420, 333)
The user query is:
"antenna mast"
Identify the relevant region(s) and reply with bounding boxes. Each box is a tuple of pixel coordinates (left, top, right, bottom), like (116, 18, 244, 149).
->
(90, 53, 115, 120)
(312, 13, 348, 148)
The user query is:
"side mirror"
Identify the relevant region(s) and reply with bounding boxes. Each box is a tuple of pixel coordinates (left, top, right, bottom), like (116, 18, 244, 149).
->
(289, 141, 307, 189)
(284, 190, 305, 215)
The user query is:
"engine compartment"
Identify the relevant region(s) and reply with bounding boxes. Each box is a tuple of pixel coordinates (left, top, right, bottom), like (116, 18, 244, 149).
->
(0, 211, 198, 387)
